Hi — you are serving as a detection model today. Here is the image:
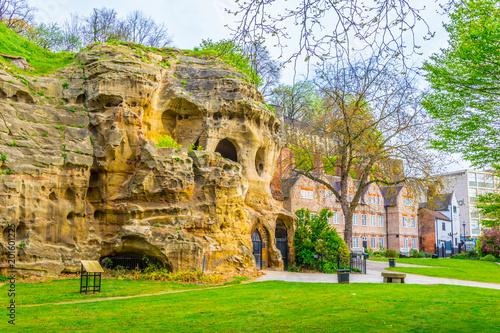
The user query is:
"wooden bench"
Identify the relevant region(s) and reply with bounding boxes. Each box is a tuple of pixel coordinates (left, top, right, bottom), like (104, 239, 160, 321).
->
(382, 272, 406, 284)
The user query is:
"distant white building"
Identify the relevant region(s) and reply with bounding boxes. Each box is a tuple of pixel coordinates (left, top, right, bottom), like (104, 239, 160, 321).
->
(439, 169, 500, 240)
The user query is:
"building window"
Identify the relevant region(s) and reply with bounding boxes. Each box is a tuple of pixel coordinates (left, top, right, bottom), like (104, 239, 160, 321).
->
(370, 215, 376, 227)
(301, 189, 314, 199)
(469, 172, 477, 186)
(371, 237, 376, 248)
(442, 221, 446, 231)
(333, 211, 340, 224)
(378, 216, 384, 227)
(403, 238, 408, 249)
(477, 173, 485, 187)
(353, 214, 358, 226)
(411, 217, 416, 228)
(323, 189, 332, 199)
(453, 206, 457, 214)
(362, 237, 367, 247)
(353, 236, 359, 248)
(343, 215, 345, 224)
(469, 188, 477, 202)
(379, 237, 384, 248)
(411, 238, 417, 249)
(402, 216, 408, 227)
(377, 197, 380, 205)
(404, 197, 415, 206)
(485, 174, 494, 188)
(349, 193, 353, 201)
(361, 214, 367, 226)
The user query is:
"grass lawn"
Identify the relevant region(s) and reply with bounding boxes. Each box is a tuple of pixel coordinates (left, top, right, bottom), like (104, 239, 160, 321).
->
(0, 278, 208, 306)
(4, 281, 499, 332)
(370, 258, 500, 284)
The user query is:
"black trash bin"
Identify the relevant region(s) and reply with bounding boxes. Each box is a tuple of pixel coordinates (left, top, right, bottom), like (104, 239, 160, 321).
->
(337, 269, 350, 284)
(388, 259, 396, 267)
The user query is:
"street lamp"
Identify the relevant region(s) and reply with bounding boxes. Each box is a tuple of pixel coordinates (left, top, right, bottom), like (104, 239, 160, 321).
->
(462, 221, 466, 252)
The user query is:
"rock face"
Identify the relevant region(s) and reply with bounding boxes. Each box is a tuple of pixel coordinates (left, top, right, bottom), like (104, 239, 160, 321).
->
(0, 43, 295, 275)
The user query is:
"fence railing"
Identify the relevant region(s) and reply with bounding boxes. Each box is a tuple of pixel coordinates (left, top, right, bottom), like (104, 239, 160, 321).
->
(336, 253, 367, 274)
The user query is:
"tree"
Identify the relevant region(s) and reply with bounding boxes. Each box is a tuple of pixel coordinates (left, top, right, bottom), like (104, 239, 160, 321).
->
(293, 208, 349, 272)
(198, 39, 261, 86)
(228, 0, 437, 70)
(60, 14, 83, 52)
(268, 81, 323, 121)
(0, 0, 35, 33)
(423, 0, 500, 167)
(82, 7, 124, 44)
(286, 56, 444, 247)
(125, 10, 172, 48)
(23, 22, 63, 50)
(243, 43, 280, 98)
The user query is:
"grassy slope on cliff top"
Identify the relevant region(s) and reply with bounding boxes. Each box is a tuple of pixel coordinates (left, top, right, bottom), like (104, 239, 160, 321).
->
(0, 23, 75, 74)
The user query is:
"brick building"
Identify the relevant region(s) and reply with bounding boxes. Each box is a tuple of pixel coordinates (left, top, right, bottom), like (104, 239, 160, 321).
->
(418, 209, 451, 254)
(279, 172, 419, 253)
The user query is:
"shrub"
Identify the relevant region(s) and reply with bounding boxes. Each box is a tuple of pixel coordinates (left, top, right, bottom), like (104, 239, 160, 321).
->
(479, 227, 500, 258)
(480, 254, 496, 262)
(293, 208, 349, 272)
(156, 135, 182, 148)
(385, 249, 397, 258)
(1, 154, 6, 162)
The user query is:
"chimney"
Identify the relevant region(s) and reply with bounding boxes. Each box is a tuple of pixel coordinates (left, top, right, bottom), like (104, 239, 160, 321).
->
(314, 152, 323, 174)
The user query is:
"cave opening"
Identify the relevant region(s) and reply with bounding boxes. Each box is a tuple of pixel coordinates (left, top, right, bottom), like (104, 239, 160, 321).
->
(100, 255, 167, 271)
(215, 139, 238, 162)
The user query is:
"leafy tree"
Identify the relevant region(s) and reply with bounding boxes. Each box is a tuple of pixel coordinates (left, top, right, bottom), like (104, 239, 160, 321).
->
(23, 22, 63, 50)
(198, 39, 261, 86)
(293, 208, 349, 272)
(287, 56, 444, 247)
(268, 81, 323, 121)
(478, 227, 500, 258)
(423, 0, 500, 167)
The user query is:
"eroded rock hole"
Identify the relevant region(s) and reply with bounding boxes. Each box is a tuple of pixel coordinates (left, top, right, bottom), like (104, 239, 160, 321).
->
(215, 139, 238, 162)
(16, 223, 28, 240)
(76, 93, 86, 104)
(160, 98, 203, 147)
(63, 188, 76, 200)
(255, 147, 266, 176)
(49, 192, 57, 201)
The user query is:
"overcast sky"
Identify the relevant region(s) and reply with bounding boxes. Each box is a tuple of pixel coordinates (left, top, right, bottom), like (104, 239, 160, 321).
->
(29, 0, 471, 171)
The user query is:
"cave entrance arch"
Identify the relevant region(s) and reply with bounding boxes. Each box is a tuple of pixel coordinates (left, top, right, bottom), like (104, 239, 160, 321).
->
(252, 229, 262, 270)
(275, 220, 288, 271)
(101, 255, 164, 271)
(215, 138, 238, 162)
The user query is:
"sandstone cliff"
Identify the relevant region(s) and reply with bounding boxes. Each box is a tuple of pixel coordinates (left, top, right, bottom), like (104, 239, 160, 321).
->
(0, 43, 294, 275)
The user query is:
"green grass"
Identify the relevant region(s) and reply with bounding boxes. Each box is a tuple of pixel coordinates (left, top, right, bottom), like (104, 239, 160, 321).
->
(0, 278, 207, 306)
(6, 281, 500, 332)
(0, 23, 75, 74)
(370, 258, 500, 283)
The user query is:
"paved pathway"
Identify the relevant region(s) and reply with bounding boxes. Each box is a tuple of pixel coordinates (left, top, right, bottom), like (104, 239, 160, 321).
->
(256, 260, 500, 290)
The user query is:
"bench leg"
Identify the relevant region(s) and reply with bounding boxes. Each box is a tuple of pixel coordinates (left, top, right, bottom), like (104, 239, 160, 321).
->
(402, 278, 405, 284)
(383, 277, 388, 283)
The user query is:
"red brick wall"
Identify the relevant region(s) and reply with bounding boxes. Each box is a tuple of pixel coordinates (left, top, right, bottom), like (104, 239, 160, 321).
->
(418, 209, 436, 254)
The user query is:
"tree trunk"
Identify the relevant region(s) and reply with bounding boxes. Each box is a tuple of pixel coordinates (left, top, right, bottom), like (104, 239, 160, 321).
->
(343, 208, 353, 248)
